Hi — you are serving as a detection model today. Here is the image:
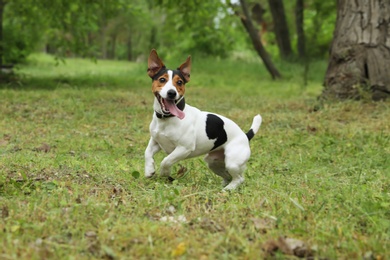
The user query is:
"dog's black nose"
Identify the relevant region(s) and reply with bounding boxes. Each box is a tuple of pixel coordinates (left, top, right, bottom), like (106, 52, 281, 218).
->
(167, 89, 177, 99)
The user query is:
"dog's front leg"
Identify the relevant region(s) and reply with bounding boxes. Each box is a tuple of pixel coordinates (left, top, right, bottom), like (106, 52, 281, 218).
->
(160, 146, 192, 178)
(144, 137, 161, 178)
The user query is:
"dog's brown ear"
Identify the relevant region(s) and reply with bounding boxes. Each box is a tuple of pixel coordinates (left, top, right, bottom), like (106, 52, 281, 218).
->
(178, 56, 191, 83)
(147, 49, 165, 78)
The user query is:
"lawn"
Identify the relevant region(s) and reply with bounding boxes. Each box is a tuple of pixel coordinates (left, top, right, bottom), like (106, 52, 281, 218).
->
(0, 53, 389, 259)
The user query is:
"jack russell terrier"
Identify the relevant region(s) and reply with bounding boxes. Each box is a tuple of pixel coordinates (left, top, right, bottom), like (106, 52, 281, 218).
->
(144, 49, 262, 190)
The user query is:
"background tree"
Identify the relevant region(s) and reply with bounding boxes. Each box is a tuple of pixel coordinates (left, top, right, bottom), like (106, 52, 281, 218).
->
(153, 0, 240, 58)
(295, 0, 305, 59)
(232, 0, 281, 79)
(242, 0, 335, 61)
(0, 0, 5, 70)
(1, 0, 44, 66)
(267, 0, 292, 59)
(323, 0, 390, 101)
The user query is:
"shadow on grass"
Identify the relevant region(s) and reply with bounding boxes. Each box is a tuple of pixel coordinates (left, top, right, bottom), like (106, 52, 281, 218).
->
(0, 73, 150, 91)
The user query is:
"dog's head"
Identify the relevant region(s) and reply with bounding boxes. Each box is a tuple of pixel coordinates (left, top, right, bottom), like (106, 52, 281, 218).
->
(147, 49, 191, 119)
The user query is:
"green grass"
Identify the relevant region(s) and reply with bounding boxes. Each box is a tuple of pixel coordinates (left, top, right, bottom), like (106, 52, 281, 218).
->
(0, 53, 389, 259)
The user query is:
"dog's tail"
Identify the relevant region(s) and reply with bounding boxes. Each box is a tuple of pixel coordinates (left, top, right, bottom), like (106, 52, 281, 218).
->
(246, 114, 262, 141)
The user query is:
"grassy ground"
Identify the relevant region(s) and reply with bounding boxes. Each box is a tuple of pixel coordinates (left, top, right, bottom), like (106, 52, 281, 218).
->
(0, 53, 389, 259)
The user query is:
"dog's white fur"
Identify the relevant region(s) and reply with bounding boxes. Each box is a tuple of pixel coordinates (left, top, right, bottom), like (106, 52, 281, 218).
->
(144, 50, 262, 190)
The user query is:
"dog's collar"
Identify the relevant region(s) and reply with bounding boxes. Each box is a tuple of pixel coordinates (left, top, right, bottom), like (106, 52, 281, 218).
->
(155, 96, 185, 119)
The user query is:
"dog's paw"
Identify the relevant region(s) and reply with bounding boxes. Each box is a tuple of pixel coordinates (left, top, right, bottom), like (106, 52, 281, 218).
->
(145, 163, 156, 178)
(145, 171, 155, 178)
(222, 177, 244, 191)
(159, 167, 171, 178)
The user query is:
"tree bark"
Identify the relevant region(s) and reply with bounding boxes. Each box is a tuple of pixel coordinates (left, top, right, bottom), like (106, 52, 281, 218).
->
(0, 0, 5, 70)
(127, 35, 132, 61)
(295, 0, 305, 59)
(267, 0, 293, 59)
(108, 34, 116, 59)
(323, 0, 390, 101)
(239, 0, 282, 79)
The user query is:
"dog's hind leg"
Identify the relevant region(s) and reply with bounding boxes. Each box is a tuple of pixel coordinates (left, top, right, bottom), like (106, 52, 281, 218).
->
(223, 164, 246, 190)
(204, 149, 232, 187)
(223, 139, 251, 190)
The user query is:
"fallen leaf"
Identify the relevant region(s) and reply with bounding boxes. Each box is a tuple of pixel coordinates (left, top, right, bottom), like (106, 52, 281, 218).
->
(250, 217, 275, 233)
(131, 171, 140, 179)
(85, 231, 97, 238)
(167, 205, 176, 214)
(176, 165, 187, 177)
(87, 240, 101, 256)
(307, 125, 317, 133)
(284, 237, 310, 257)
(199, 218, 224, 233)
(12, 145, 22, 152)
(75, 196, 82, 204)
(363, 251, 382, 260)
(263, 237, 292, 255)
(160, 215, 187, 224)
(171, 242, 186, 257)
(262, 236, 313, 258)
(1, 205, 9, 218)
(34, 143, 51, 153)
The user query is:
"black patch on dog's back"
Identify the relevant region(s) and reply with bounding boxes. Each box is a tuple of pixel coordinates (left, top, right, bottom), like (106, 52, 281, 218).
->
(206, 114, 227, 150)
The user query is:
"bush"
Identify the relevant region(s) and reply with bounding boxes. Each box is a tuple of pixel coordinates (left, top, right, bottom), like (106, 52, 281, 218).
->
(2, 21, 38, 64)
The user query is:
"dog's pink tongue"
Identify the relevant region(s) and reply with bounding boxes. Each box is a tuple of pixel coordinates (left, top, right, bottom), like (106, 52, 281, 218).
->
(164, 99, 185, 119)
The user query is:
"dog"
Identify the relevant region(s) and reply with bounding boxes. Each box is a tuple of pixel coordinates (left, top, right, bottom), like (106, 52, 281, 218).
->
(144, 49, 262, 190)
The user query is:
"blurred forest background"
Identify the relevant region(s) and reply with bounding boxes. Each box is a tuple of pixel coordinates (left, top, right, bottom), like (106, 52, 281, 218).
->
(0, 0, 335, 64)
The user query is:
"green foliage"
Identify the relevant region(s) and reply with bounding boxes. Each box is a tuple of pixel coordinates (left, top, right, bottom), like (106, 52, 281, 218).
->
(1, 0, 337, 63)
(304, 0, 337, 58)
(153, 1, 240, 58)
(2, 1, 44, 64)
(0, 54, 389, 258)
(2, 24, 32, 64)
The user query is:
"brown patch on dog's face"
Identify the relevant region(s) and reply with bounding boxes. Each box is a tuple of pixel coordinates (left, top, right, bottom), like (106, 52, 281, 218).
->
(172, 74, 186, 96)
(151, 72, 169, 95)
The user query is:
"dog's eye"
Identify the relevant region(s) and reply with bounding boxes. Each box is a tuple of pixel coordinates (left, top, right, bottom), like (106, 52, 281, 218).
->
(159, 78, 166, 83)
(177, 80, 183, 86)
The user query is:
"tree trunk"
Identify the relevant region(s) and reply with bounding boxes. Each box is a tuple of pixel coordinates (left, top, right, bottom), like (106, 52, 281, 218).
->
(127, 35, 132, 61)
(267, 0, 293, 59)
(0, 0, 4, 70)
(101, 29, 107, 59)
(108, 34, 116, 59)
(239, 0, 282, 79)
(295, 0, 305, 59)
(323, 0, 390, 101)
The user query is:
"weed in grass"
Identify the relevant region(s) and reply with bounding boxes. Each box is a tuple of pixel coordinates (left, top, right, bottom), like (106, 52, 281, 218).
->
(0, 54, 389, 259)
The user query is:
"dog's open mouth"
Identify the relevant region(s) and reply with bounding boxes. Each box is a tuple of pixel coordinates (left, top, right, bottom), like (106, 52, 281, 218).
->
(156, 94, 185, 119)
